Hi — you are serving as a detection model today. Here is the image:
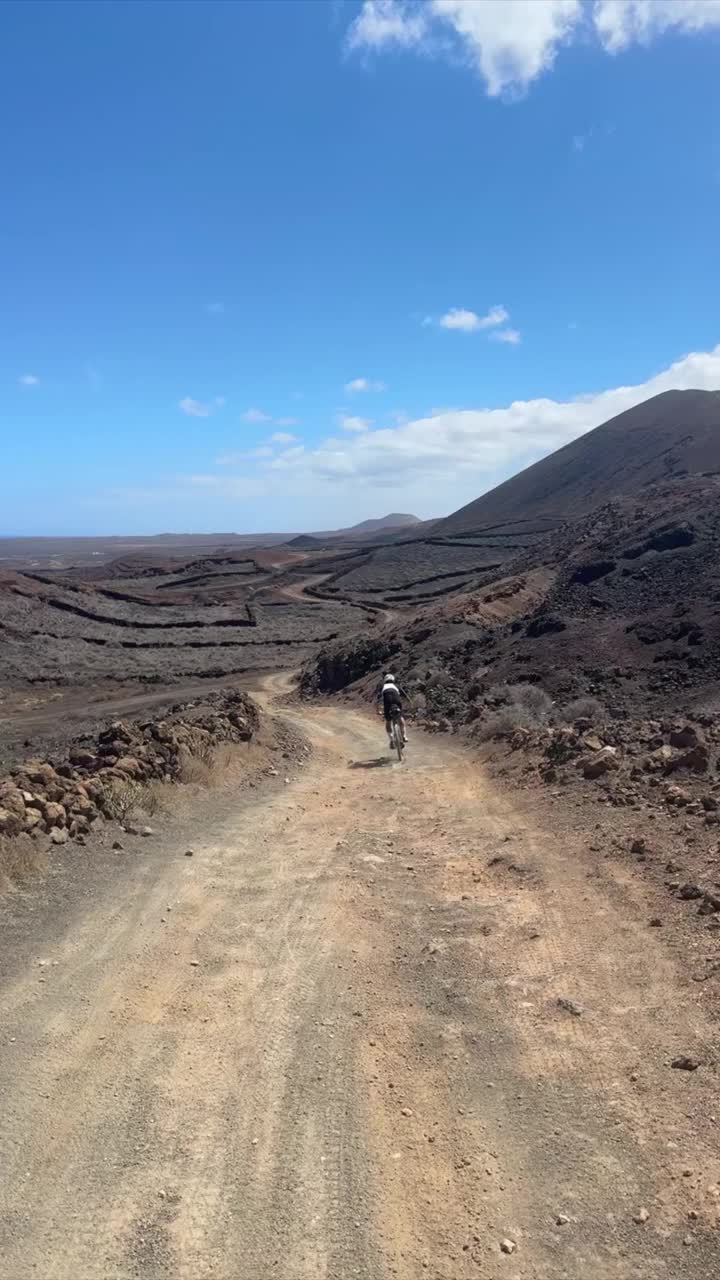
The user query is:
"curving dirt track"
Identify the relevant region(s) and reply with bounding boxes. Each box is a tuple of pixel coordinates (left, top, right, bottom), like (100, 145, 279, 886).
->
(0, 678, 719, 1278)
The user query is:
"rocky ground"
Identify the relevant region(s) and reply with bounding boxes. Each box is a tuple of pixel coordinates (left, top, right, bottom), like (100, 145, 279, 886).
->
(302, 475, 720, 729)
(0, 545, 370, 766)
(0, 681, 718, 1279)
(0, 690, 260, 853)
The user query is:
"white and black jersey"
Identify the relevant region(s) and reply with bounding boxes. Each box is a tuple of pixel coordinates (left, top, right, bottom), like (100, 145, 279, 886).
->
(377, 680, 407, 716)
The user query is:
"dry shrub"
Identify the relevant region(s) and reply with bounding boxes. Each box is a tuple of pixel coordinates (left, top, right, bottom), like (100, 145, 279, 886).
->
(0, 833, 47, 893)
(177, 742, 245, 789)
(137, 781, 173, 818)
(476, 706, 532, 741)
(486, 682, 511, 704)
(96, 779, 142, 822)
(506, 683, 554, 720)
(176, 752, 213, 786)
(562, 696, 605, 723)
(476, 681, 553, 741)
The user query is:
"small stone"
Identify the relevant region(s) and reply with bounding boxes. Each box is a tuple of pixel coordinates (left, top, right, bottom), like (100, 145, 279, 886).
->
(649, 916, 663, 927)
(190, 960, 200, 968)
(683, 1234, 694, 1246)
(112, 840, 123, 851)
(633, 1208, 650, 1224)
(499, 1238, 516, 1254)
(50, 827, 69, 845)
(400, 1107, 413, 1117)
(688, 1210, 699, 1221)
(555, 1214, 570, 1226)
(141, 826, 154, 838)
(557, 996, 583, 1017)
(671, 1055, 701, 1071)
(184, 850, 194, 857)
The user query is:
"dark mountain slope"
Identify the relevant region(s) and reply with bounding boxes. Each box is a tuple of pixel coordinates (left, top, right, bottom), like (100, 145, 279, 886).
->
(436, 389, 720, 537)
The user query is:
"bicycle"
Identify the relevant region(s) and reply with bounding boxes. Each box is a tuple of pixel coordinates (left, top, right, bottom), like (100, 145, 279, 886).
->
(388, 706, 405, 763)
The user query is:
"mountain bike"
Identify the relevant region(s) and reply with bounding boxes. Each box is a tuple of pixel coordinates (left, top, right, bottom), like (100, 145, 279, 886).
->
(388, 707, 405, 763)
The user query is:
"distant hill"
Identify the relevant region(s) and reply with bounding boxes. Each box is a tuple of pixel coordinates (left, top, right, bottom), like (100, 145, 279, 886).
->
(284, 516, 423, 550)
(436, 389, 720, 537)
(286, 534, 326, 549)
(339, 513, 421, 536)
(349, 517, 439, 545)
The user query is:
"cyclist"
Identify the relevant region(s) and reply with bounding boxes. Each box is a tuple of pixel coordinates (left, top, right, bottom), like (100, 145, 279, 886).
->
(377, 673, 409, 749)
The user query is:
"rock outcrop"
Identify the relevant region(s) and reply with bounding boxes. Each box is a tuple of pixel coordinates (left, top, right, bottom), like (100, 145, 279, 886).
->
(0, 690, 259, 844)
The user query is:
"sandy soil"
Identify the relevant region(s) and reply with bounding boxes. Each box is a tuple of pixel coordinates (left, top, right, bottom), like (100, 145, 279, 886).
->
(0, 677, 718, 1278)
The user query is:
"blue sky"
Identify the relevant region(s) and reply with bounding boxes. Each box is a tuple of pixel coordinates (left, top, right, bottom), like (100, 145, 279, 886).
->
(2, 0, 719, 536)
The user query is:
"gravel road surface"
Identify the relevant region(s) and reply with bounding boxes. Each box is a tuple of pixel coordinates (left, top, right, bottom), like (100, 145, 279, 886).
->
(1, 678, 719, 1278)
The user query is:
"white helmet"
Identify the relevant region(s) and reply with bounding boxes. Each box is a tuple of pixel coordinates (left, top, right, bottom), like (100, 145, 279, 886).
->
(384, 673, 395, 683)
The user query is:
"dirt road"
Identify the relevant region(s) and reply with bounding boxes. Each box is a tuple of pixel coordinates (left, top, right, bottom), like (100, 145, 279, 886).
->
(1, 683, 719, 1278)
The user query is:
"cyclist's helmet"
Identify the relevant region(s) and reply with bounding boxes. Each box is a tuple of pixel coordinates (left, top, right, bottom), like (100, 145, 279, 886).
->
(384, 673, 395, 683)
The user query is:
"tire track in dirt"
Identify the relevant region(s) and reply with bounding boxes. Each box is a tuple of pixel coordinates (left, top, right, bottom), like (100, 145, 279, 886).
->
(0, 684, 718, 1277)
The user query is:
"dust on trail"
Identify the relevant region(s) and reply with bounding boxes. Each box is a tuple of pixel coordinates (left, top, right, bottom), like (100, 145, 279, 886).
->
(0, 677, 718, 1279)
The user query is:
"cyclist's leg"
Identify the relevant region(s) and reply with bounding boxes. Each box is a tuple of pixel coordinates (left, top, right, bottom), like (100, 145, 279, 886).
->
(385, 715, 393, 746)
(400, 714, 408, 744)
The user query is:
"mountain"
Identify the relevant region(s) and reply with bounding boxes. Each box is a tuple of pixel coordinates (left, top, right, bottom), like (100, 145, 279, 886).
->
(436, 389, 720, 537)
(286, 534, 326, 549)
(340, 513, 421, 536)
(302, 388, 720, 726)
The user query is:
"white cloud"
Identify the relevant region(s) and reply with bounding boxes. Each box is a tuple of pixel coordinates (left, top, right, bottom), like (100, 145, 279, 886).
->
(345, 377, 386, 392)
(241, 407, 272, 423)
(347, 0, 429, 50)
(439, 305, 509, 332)
(338, 415, 372, 433)
(491, 327, 522, 344)
(348, 0, 583, 96)
(594, 0, 720, 51)
(101, 345, 720, 524)
(270, 430, 298, 444)
(433, 0, 581, 95)
(253, 344, 720, 494)
(179, 395, 226, 418)
(347, 0, 720, 96)
(270, 445, 306, 470)
(204, 301, 225, 315)
(439, 308, 481, 332)
(19, 374, 39, 387)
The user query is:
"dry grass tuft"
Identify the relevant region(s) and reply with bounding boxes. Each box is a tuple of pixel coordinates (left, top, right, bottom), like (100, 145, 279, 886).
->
(561, 696, 605, 723)
(0, 833, 48, 894)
